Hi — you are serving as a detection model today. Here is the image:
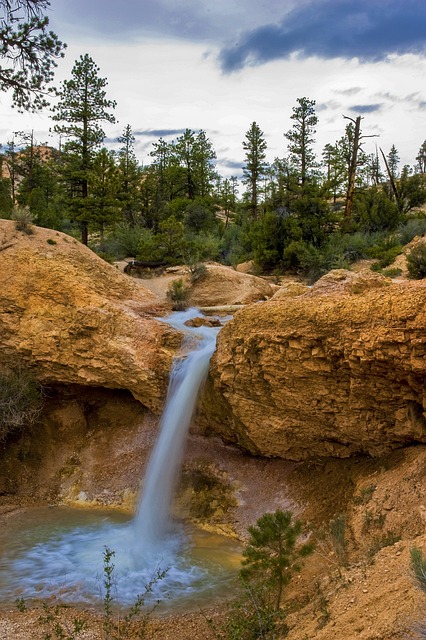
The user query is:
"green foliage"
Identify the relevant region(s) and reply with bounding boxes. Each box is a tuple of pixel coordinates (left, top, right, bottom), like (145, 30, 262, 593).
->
(353, 484, 376, 505)
(360, 232, 403, 270)
(240, 509, 314, 612)
(285, 97, 318, 184)
(407, 243, 426, 279)
(0, 0, 66, 111)
(381, 267, 402, 278)
(352, 188, 402, 233)
(397, 217, 426, 245)
(314, 514, 348, 571)
(0, 176, 13, 215)
(17, 546, 167, 639)
(38, 601, 87, 640)
(0, 366, 43, 440)
(242, 121, 268, 218)
(208, 510, 312, 639)
(188, 262, 208, 283)
(207, 581, 288, 640)
(51, 53, 117, 244)
(367, 531, 400, 559)
(12, 206, 35, 233)
(167, 279, 189, 311)
(411, 547, 426, 593)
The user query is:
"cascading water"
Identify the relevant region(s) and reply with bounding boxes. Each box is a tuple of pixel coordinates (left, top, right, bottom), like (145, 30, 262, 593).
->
(0, 309, 240, 608)
(134, 309, 220, 551)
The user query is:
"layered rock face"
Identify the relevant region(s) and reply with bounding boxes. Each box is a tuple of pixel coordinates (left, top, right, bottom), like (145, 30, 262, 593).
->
(0, 220, 179, 412)
(205, 270, 426, 459)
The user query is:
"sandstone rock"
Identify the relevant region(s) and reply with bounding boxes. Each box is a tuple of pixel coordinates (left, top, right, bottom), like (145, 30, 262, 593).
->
(187, 262, 273, 307)
(0, 219, 180, 412)
(203, 269, 426, 460)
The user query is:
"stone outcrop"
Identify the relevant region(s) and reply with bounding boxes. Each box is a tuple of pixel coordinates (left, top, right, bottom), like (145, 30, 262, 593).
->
(187, 263, 273, 307)
(203, 269, 426, 459)
(0, 220, 180, 412)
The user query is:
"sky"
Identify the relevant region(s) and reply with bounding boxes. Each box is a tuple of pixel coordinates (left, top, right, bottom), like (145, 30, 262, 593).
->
(1, 0, 426, 180)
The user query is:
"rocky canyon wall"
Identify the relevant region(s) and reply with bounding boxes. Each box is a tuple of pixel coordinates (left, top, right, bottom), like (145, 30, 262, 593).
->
(203, 270, 426, 459)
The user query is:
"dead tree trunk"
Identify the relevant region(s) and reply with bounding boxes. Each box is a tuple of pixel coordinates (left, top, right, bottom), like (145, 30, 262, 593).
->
(344, 115, 361, 231)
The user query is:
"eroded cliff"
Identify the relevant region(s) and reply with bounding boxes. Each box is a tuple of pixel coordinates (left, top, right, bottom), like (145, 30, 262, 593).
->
(204, 269, 426, 459)
(0, 219, 179, 412)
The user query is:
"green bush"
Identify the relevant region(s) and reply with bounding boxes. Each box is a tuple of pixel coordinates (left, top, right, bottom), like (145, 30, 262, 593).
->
(410, 547, 426, 639)
(188, 262, 208, 283)
(207, 509, 313, 639)
(12, 207, 35, 234)
(166, 279, 189, 310)
(407, 243, 426, 279)
(0, 366, 43, 441)
(397, 217, 426, 245)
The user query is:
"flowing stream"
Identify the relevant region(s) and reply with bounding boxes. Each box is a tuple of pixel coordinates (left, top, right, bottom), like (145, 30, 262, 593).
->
(0, 309, 240, 609)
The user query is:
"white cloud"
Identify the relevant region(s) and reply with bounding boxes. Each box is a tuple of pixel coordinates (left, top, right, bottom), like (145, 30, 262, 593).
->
(1, 37, 426, 176)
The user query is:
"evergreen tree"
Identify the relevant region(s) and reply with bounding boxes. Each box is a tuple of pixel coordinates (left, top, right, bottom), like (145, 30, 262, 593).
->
(116, 124, 142, 225)
(284, 97, 318, 185)
(0, 0, 65, 110)
(173, 129, 217, 200)
(87, 147, 121, 238)
(242, 121, 268, 219)
(416, 140, 426, 173)
(240, 510, 313, 612)
(387, 144, 400, 179)
(51, 54, 117, 244)
(192, 129, 217, 197)
(321, 143, 346, 202)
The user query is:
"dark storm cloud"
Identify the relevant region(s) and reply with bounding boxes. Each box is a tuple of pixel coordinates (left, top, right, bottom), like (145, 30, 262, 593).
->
(349, 104, 382, 113)
(223, 160, 245, 170)
(51, 0, 292, 42)
(219, 0, 426, 72)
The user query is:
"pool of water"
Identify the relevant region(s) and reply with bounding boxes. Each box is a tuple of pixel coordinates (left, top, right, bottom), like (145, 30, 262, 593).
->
(0, 506, 241, 611)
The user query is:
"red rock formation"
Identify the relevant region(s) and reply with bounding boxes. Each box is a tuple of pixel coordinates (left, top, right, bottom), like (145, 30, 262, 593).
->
(205, 269, 426, 459)
(0, 219, 179, 412)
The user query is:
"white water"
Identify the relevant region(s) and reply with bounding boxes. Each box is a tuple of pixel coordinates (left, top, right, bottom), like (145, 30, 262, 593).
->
(134, 308, 221, 551)
(0, 309, 238, 608)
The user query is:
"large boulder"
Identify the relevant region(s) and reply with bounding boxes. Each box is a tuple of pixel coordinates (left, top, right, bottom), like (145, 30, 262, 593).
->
(203, 269, 426, 459)
(0, 220, 180, 412)
(188, 262, 273, 307)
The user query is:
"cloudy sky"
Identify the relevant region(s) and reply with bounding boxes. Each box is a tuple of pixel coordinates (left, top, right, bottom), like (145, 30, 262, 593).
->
(1, 0, 426, 179)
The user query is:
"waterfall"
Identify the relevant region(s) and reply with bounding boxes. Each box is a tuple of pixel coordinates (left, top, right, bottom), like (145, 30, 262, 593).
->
(0, 309, 239, 608)
(133, 309, 221, 551)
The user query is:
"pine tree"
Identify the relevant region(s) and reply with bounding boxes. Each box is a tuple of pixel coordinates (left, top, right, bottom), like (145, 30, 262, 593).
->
(117, 124, 142, 225)
(285, 97, 318, 185)
(240, 509, 314, 612)
(87, 147, 121, 238)
(51, 54, 116, 244)
(242, 121, 268, 219)
(0, 0, 65, 110)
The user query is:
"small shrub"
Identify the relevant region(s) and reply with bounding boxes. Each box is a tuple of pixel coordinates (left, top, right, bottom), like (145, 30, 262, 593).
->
(353, 484, 376, 505)
(407, 243, 426, 279)
(12, 207, 35, 234)
(382, 267, 402, 278)
(411, 547, 426, 592)
(166, 279, 189, 310)
(188, 262, 208, 283)
(0, 366, 43, 441)
(367, 531, 400, 559)
(397, 217, 426, 245)
(47, 238, 57, 245)
(369, 245, 403, 269)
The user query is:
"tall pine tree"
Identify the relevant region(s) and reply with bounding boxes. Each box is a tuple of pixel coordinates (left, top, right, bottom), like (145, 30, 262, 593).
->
(242, 121, 268, 219)
(51, 54, 116, 244)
